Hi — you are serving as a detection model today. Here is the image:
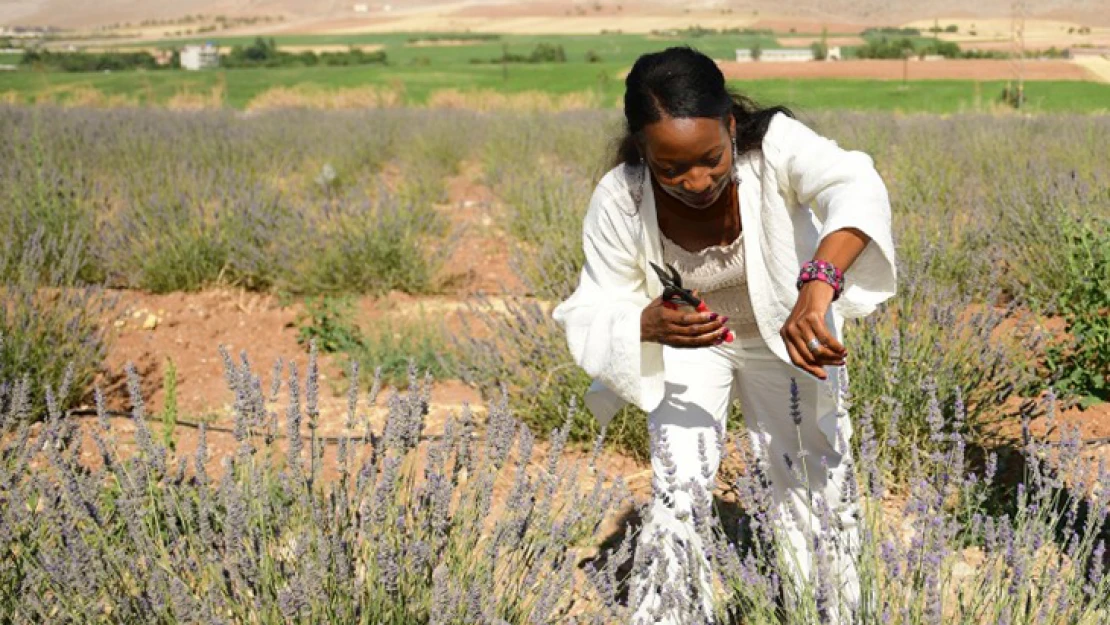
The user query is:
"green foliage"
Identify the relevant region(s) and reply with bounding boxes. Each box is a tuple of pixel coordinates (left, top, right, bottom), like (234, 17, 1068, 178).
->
(810, 40, 828, 61)
(1044, 216, 1110, 404)
(296, 296, 365, 354)
(160, 357, 178, 452)
(854, 35, 966, 59)
(862, 27, 923, 37)
(222, 36, 387, 68)
(650, 26, 773, 37)
(474, 42, 568, 64)
(284, 195, 453, 297)
(855, 37, 918, 59)
(20, 48, 161, 72)
(295, 296, 454, 389)
(406, 33, 500, 44)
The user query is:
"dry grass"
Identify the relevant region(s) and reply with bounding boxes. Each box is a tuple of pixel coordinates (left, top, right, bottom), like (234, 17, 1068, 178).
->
(901, 17, 1110, 46)
(1074, 55, 1110, 83)
(166, 80, 227, 110)
(778, 36, 867, 48)
(32, 84, 139, 108)
(244, 84, 406, 110)
(424, 88, 604, 112)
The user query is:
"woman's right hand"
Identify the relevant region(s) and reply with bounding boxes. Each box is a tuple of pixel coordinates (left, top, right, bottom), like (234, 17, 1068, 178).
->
(640, 293, 731, 347)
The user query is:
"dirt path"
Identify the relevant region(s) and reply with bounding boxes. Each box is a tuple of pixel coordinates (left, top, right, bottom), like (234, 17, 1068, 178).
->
(718, 59, 1094, 81)
(1073, 55, 1110, 83)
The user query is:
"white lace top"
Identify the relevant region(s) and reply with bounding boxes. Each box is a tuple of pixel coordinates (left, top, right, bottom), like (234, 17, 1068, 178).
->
(660, 230, 761, 340)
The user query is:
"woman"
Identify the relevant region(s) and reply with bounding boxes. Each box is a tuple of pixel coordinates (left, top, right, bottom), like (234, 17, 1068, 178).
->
(552, 47, 897, 624)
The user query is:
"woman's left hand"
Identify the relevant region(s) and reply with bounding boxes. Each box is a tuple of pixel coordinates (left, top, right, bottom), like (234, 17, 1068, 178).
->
(779, 281, 847, 380)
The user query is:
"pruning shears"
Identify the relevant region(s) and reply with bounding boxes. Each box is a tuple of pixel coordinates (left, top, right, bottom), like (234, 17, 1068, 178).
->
(650, 261, 706, 312)
(650, 261, 734, 343)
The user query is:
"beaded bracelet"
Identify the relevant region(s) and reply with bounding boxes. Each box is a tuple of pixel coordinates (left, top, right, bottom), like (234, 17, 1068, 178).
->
(796, 259, 844, 301)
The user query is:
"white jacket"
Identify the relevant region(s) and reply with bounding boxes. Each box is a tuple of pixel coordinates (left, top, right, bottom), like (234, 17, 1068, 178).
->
(551, 112, 898, 428)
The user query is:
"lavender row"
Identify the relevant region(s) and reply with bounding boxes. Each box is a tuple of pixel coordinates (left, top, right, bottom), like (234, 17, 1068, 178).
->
(1, 341, 1106, 623)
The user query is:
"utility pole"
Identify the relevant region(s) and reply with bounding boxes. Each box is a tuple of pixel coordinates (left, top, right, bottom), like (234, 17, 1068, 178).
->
(1009, 0, 1027, 107)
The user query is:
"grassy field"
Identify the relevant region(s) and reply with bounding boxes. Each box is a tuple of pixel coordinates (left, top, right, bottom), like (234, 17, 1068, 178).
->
(4, 30, 1107, 112)
(125, 31, 776, 60)
(3, 63, 1109, 113)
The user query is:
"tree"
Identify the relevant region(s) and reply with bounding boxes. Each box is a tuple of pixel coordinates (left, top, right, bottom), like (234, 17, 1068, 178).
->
(750, 42, 763, 61)
(812, 26, 829, 60)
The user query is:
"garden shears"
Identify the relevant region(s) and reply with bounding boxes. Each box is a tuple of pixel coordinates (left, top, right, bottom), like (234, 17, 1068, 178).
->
(650, 261, 734, 342)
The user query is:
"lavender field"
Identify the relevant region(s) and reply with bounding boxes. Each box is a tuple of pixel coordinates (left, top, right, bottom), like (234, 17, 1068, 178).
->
(1, 104, 1109, 623)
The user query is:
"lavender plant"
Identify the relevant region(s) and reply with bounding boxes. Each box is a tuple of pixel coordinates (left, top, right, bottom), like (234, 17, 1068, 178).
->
(2, 347, 1107, 624)
(0, 346, 636, 623)
(842, 247, 1044, 482)
(0, 106, 464, 296)
(0, 228, 116, 419)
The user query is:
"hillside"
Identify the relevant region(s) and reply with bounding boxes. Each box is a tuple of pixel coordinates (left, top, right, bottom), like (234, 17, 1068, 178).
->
(3, 0, 1109, 32)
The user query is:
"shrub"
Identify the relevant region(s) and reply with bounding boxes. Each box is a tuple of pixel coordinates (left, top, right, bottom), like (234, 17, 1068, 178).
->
(811, 41, 828, 61)
(281, 191, 455, 296)
(1043, 215, 1110, 404)
(0, 228, 116, 419)
(295, 296, 455, 389)
(0, 110, 101, 284)
(0, 350, 633, 623)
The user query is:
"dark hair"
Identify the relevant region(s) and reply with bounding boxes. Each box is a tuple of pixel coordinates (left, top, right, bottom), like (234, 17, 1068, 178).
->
(614, 46, 793, 168)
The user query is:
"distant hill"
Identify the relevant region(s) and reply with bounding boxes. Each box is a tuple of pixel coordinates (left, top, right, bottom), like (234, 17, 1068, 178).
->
(3, 0, 1108, 31)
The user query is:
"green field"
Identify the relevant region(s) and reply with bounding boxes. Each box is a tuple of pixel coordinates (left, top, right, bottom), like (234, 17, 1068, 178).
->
(124, 31, 777, 64)
(108, 29, 968, 61)
(2, 31, 1108, 113)
(2, 62, 1108, 113)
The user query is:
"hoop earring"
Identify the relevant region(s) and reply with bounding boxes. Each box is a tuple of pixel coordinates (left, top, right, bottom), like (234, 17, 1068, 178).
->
(630, 155, 646, 207)
(731, 135, 741, 185)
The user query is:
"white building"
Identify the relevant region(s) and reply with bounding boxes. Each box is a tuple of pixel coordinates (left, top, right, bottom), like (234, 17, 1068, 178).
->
(180, 43, 219, 70)
(735, 46, 841, 62)
(353, 3, 369, 12)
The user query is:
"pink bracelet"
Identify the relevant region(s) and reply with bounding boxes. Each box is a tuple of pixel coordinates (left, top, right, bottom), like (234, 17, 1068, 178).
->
(796, 259, 844, 300)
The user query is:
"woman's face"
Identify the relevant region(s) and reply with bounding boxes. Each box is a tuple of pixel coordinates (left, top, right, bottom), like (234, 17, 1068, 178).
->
(641, 115, 735, 211)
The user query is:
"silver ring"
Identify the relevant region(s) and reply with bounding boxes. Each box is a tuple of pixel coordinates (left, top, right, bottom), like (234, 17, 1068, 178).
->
(806, 337, 823, 354)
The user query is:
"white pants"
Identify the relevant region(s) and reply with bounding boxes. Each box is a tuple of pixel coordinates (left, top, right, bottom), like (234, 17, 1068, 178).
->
(630, 336, 862, 625)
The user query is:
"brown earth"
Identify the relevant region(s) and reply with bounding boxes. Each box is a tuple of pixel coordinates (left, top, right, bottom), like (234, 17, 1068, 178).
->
(12, 0, 1110, 38)
(717, 58, 1096, 81)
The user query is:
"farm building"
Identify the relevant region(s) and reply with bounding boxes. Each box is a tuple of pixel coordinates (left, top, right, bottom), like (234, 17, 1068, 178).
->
(180, 43, 219, 70)
(734, 46, 841, 62)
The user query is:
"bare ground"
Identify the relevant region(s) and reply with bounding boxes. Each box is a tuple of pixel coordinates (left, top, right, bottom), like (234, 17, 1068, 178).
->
(717, 58, 1098, 81)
